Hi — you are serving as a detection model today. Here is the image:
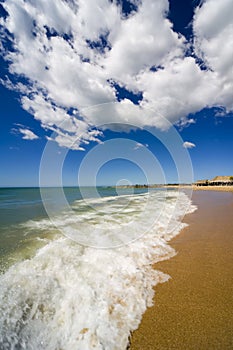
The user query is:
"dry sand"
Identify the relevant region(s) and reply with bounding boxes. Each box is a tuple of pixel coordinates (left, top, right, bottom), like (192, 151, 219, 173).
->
(130, 190, 233, 350)
(163, 185, 233, 192)
(193, 185, 233, 192)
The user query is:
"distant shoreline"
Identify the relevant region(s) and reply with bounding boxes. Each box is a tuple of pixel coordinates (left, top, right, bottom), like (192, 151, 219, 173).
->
(116, 184, 233, 192)
(1, 185, 233, 192)
(164, 185, 233, 192)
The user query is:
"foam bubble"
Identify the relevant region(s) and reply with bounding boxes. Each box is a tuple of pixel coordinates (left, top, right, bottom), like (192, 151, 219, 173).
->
(0, 190, 196, 349)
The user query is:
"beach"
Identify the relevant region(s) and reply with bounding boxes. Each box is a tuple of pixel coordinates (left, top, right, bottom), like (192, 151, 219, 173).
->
(162, 185, 233, 192)
(193, 185, 233, 192)
(0, 187, 232, 349)
(130, 189, 233, 349)
(0, 187, 194, 349)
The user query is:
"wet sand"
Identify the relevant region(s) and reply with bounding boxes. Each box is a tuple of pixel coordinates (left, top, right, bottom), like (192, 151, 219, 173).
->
(130, 190, 233, 350)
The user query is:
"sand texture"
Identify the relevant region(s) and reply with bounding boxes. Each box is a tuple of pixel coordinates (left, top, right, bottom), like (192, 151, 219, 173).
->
(130, 190, 233, 350)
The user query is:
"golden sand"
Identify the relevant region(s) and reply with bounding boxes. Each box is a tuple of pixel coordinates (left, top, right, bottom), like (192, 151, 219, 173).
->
(130, 190, 233, 350)
(193, 185, 233, 192)
(163, 185, 233, 192)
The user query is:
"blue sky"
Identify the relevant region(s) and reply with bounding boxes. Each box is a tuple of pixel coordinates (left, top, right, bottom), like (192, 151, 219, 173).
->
(0, 0, 233, 187)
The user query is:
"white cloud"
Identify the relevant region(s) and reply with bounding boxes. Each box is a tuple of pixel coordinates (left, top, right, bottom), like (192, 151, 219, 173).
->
(183, 141, 196, 149)
(18, 128, 39, 140)
(1, 0, 233, 149)
(193, 0, 233, 110)
(133, 142, 148, 150)
(104, 0, 185, 80)
(137, 56, 220, 123)
(176, 118, 196, 129)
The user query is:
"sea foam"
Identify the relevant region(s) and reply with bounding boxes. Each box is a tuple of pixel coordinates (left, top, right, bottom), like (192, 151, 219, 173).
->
(0, 190, 196, 350)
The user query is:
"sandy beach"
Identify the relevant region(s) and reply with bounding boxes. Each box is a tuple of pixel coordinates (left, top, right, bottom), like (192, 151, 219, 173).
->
(130, 190, 233, 350)
(163, 185, 233, 192)
(193, 186, 233, 192)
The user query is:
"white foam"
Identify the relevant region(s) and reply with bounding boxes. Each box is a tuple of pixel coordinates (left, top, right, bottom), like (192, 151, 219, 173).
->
(0, 190, 196, 349)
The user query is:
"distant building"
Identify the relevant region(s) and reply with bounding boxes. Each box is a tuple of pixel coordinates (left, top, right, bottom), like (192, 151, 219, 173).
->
(208, 176, 233, 186)
(195, 176, 233, 186)
(195, 179, 209, 186)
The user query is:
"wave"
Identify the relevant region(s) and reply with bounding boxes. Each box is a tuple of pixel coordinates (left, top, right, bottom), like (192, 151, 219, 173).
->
(0, 190, 196, 350)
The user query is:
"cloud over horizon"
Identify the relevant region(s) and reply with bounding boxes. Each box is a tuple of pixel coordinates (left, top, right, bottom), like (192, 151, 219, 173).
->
(1, 0, 233, 149)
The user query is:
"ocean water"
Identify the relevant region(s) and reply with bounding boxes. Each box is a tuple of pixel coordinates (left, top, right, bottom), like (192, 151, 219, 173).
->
(0, 187, 196, 350)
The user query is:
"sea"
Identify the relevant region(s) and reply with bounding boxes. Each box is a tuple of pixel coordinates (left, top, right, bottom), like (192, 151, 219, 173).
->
(0, 187, 196, 350)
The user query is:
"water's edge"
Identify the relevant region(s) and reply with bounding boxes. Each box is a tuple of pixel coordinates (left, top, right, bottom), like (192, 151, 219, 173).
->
(0, 190, 196, 350)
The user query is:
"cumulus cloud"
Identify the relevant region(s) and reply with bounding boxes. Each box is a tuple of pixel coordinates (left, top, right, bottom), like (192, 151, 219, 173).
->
(183, 141, 196, 149)
(18, 128, 39, 140)
(0, 0, 233, 149)
(193, 0, 233, 110)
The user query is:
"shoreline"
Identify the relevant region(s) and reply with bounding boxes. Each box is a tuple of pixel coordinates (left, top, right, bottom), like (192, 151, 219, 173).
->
(193, 185, 233, 192)
(164, 185, 233, 192)
(130, 189, 233, 349)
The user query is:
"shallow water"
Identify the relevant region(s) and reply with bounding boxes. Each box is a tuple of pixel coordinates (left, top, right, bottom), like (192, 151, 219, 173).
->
(0, 187, 196, 349)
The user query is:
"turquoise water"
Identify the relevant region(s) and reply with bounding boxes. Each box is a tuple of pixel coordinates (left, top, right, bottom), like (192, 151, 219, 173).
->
(0, 186, 149, 270)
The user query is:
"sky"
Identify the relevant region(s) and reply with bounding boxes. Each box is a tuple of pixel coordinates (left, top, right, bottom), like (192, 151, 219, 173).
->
(0, 0, 233, 187)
